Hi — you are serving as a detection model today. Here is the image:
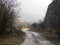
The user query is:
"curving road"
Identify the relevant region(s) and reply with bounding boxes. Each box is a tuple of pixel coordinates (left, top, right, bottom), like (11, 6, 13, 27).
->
(21, 30, 54, 45)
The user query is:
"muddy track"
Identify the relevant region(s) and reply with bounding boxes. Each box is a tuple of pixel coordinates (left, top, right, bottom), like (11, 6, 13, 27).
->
(21, 30, 54, 45)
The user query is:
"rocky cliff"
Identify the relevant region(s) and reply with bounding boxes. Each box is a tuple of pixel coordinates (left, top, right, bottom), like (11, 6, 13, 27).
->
(44, 0, 60, 29)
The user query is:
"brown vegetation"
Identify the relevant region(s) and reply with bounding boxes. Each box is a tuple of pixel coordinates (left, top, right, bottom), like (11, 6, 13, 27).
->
(0, 0, 25, 44)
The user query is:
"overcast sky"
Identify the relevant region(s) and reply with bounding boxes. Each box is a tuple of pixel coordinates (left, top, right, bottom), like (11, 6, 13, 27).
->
(16, 0, 52, 23)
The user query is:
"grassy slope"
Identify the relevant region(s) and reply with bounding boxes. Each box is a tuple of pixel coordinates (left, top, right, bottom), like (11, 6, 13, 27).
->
(0, 30, 26, 45)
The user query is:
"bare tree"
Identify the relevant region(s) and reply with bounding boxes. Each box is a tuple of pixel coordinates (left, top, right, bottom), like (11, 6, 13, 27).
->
(0, 0, 23, 36)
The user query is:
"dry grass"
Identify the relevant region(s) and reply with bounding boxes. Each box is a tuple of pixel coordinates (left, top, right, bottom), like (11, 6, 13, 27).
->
(30, 28, 60, 45)
(0, 31, 26, 45)
(39, 31, 60, 45)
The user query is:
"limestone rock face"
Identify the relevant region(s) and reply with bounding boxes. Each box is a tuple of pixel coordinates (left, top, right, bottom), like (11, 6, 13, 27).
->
(44, 0, 60, 29)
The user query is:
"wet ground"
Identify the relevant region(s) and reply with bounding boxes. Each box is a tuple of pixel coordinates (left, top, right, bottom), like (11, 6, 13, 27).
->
(21, 30, 54, 45)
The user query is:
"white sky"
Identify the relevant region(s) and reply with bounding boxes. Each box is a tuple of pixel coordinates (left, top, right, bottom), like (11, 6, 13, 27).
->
(16, 0, 52, 23)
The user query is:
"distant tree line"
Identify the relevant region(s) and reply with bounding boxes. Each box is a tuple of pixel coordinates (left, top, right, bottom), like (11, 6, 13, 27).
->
(31, 0, 60, 38)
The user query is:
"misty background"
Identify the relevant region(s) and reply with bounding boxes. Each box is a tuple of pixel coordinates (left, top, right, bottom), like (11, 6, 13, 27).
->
(16, 0, 52, 23)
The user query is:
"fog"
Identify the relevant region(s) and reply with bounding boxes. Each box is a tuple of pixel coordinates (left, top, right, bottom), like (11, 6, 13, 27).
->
(16, 0, 52, 23)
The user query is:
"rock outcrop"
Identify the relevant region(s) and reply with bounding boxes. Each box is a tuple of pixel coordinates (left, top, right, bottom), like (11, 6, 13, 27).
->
(44, 0, 60, 29)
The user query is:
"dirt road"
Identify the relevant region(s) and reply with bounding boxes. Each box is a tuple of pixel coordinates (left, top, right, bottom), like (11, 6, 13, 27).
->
(21, 30, 54, 45)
